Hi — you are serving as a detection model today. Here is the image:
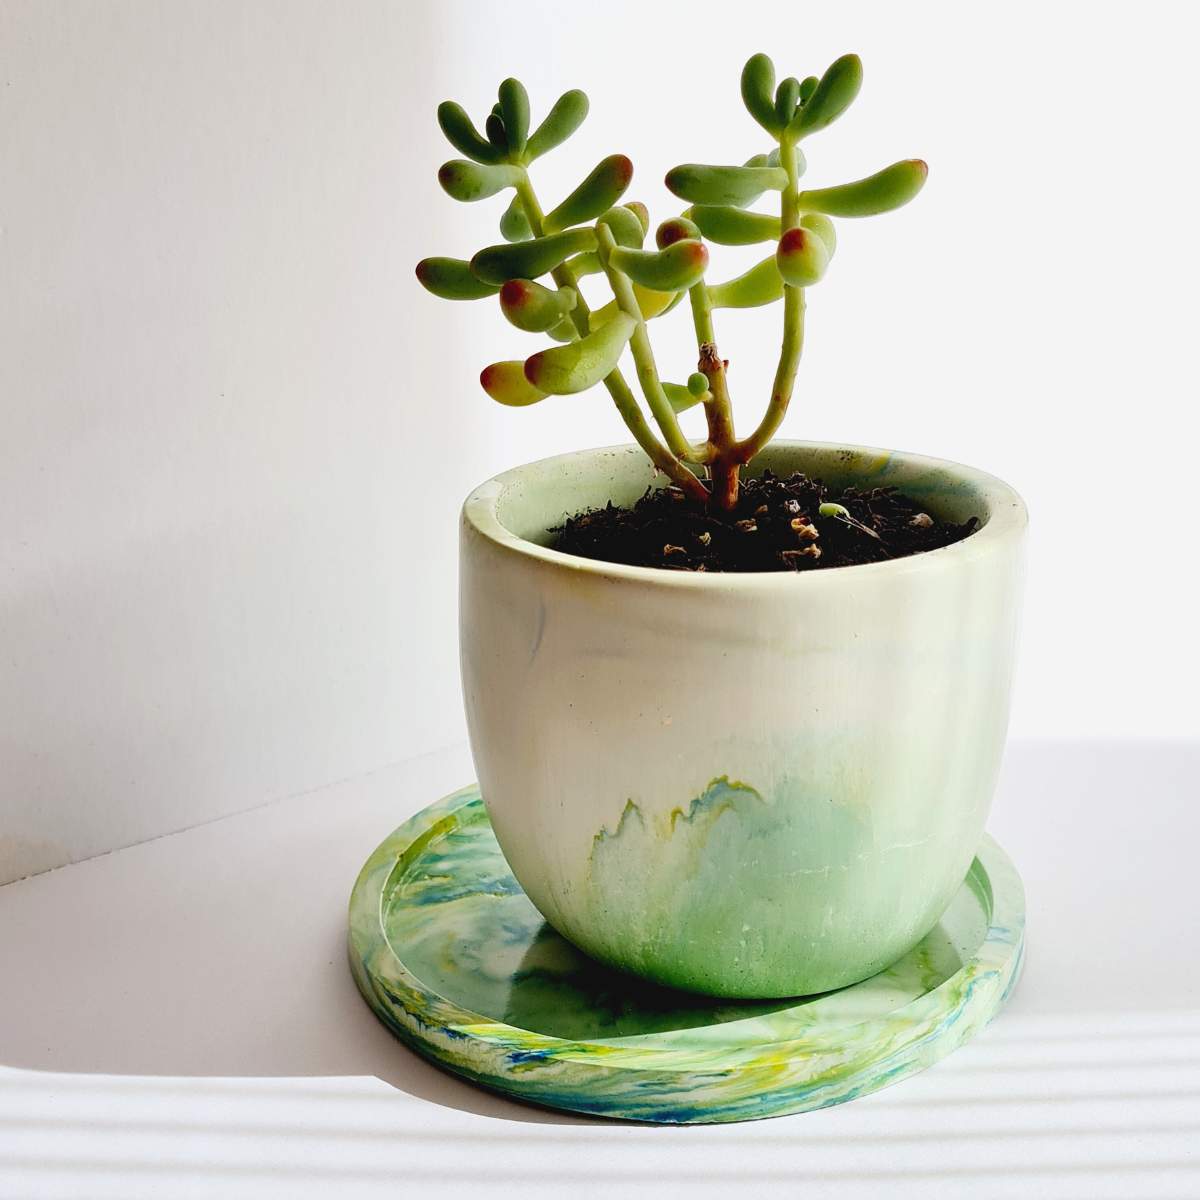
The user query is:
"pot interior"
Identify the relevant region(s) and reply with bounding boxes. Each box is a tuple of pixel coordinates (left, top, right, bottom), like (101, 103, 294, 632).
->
(491, 442, 999, 549)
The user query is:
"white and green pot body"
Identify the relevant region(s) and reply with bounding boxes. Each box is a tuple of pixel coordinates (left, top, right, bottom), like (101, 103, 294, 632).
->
(460, 442, 1026, 999)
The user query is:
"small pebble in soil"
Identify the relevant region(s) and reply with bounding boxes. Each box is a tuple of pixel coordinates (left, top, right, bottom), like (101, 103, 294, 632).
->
(552, 470, 980, 573)
(781, 545, 822, 568)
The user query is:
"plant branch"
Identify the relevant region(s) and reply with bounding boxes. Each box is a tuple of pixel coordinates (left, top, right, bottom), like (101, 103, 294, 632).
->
(735, 137, 806, 464)
(595, 224, 711, 465)
(514, 174, 709, 501)
(689, 283, 740, 509)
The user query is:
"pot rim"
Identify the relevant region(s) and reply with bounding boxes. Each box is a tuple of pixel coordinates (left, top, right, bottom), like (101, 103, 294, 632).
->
(462, 440, 1027, 589)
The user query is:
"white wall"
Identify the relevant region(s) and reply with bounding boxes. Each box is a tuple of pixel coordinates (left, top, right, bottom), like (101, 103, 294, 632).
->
(0, 1, 471, 881)
(3, 0, 1196, 884)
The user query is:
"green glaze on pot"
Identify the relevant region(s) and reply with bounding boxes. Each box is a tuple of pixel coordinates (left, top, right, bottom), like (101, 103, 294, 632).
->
(460, 442, 1027, 998)
(347, 786, 1025, 1123)
(581, 771, 958, 996)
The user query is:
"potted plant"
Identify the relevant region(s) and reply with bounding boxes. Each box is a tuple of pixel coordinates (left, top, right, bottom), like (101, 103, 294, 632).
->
(417, 54, 1026, 999)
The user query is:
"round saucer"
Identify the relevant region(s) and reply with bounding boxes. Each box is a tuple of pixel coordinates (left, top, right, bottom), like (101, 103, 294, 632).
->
(348, 785, 1024, 1123)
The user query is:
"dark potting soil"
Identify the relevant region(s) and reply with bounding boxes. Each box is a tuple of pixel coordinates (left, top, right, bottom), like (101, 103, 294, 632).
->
(552, 471, 979, 572)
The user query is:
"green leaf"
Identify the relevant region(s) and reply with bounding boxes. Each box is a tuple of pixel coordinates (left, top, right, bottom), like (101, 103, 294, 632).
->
(524, 313, 637, 394)
(485, 112, 507, 154)
(543, 155, 634, 233)
(798, 76, 819, 103)
(598, 205, 644, 248)
(797, 159, 928, 217)
(706, 257, 784, 309)
(743, 148, 781, 169)
(655, 216, 700, 248)
(791, 53, 863, 138)
(662, 381, 705, 413)
(776, 225, 830, 286)
(657, 290, 688, 318)
(437, 102, 504, 164)
(624, 201, 650, 238)
(500, 279, 577, 332)
(741, 53, 779, 136)
(687, 372, 709, 396)
(665, 163, 788, 207)
(800, 212, 837, 256)
(498, 78, 529, 158)
(526, 89, 589, 161)
(775, 76, 801, 127)
(687, 205, 781, 245)
(564, 250, 603, 278)
(415, 257, 501, 300)
(438, 160, 523, 202)
(609, 240, 709, 291)
(500, 195, 533, 242)
(480, 360, 548, 406)
(590, 283, 677, 329)
(471, 228, 597, 284)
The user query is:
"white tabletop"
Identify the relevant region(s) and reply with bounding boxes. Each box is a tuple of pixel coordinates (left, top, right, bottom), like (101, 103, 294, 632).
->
(1, 740, 1197, 1199)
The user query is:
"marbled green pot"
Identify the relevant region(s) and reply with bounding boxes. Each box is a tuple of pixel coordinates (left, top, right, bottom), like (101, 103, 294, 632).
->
(460, 442, 1026, 999)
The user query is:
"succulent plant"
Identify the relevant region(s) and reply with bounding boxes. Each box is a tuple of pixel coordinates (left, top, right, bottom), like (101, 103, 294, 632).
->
(416, 54, 926, 509)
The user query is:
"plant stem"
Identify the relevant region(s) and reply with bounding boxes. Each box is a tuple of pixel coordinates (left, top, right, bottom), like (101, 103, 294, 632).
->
(595, 224, 711, 465)
(513, 176, 588, 336)
(735, 137, 806, 465)
(513, 174, 708, 502)
(689, 282, 740, 510)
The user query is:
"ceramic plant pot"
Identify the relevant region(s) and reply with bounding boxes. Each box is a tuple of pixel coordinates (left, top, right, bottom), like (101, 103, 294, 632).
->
(460, 442, 1026, 999)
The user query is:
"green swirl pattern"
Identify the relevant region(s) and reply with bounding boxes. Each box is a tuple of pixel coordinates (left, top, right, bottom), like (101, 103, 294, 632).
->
(348, 785, 1024, 1123)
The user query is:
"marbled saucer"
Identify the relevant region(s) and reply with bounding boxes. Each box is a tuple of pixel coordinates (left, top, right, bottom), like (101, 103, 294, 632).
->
(348, 785, 1025, 1124)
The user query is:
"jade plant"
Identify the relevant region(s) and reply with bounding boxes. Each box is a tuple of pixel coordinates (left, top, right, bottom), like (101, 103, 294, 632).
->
(416, 53, 926, 510)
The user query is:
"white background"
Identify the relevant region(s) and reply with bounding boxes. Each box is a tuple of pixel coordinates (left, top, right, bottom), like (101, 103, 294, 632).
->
(3, 0, 1198, 884)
